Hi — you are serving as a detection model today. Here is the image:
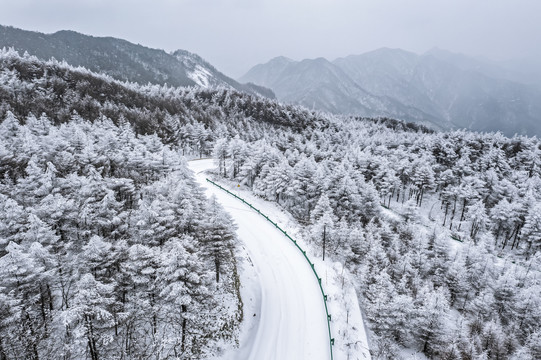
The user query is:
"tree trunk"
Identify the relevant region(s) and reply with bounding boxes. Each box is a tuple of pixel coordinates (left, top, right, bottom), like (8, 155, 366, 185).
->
(85, 314, 99, 360)
(502, 228, 513, 249)
(449, 196, 457, 230)
(443, 202, 449, 227)
(181, 305, 187, 354)
(40, 286, 48, 335)
(215, 254, 220, 283)
(494, 223, 503, 246)
(511, 221, 524, 250)
(470, 220, 479, 240)
(23, 310, 40, 360)
(151, 293, 157, 336)
(458, 198, 468, 231)
(322, 225, 326, 261)
(222, 155, 226, 178)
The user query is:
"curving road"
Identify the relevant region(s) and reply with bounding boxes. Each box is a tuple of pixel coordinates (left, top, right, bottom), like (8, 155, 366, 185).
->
(189, 159, 330, 360)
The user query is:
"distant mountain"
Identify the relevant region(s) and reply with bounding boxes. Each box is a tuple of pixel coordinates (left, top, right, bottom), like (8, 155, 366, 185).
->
(426, 48, 541, 88)
(0, 25, 274, 98)
(241, 48, 541, 136)
(240, 55, 443, 129)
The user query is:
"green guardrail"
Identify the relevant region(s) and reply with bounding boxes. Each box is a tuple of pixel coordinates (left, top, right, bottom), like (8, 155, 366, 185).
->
(206, 178, 334, 360)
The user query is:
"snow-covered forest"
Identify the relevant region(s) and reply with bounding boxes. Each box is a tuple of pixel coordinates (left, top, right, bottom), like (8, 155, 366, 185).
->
(0, 51, 244, 359)
(1, 48, 541, 359)
(214, 120, 541, 358)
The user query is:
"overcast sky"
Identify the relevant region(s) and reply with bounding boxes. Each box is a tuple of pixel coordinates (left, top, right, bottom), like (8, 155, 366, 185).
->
(1, 0, 540, 78)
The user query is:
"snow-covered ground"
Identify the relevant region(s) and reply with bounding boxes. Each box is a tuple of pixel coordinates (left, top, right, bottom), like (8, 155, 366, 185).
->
(188, 65, 213, 88)
(189, 159, 370, 360)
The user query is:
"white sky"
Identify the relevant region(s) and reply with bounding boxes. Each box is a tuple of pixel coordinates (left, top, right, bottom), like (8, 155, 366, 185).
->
(1, 0, 540, 78)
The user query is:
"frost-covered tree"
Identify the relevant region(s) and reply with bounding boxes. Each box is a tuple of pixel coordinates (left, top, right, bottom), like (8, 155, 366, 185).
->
(63, 273, 116, 360)
(521, 204, 541, 253)
(213, 138, 229, 178)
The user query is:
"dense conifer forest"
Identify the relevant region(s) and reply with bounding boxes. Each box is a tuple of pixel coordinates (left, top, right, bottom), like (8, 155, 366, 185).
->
(213, 116, 541, 359)
(1, 48, 540, 359)
(0, 50, 242, 359)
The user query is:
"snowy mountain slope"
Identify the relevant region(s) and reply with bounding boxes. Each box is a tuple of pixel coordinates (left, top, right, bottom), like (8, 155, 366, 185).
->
(240, 56, 442, 129)
(333, 48, 443, 121)
(190, 159, 371, 360)
(337, 49, 541, 134)
(241, 48, 541, 136)
(0, 24, 274, 98)
(172, 49, 275, 97)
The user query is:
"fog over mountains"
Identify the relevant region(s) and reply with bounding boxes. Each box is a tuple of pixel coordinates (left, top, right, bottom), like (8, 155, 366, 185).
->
(2, 24, 540, 137)
(0, 25, 274, 98)
(241, 48, 541, 136)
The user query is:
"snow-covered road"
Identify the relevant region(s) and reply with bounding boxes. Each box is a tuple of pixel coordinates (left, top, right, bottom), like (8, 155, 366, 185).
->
(189, 159, 330, 360)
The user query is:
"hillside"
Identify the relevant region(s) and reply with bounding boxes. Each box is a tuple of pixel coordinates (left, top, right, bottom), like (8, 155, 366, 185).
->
(0, 48, 317, 149)
(0, 24, 274, 98)
(241, 48, 541, 136)
(1, 48, 540, 359)
(213, 116, 541, 359)
(0, 107, 242, 359)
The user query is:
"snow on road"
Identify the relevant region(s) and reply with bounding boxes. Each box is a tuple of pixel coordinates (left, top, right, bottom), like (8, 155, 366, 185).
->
(190, 159, 330, 360)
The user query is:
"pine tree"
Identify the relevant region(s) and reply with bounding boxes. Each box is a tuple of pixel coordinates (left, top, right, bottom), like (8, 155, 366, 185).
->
(120, 244, 161, 357)
(212, 138, 229, 178)
(521, 203, 541, 254)
(227, 135, 247, 179)
(481, 319, 508, 359)
(0, 194, 29, 252)
(411, 164, 435, 207)
(525, 331, 541, 359)
(0, 242, 46, 359)
(157, 236, 212, 357)
(287, 155, 317, 221)
(265, 159, 292, 204)
(492, 268, 518, 326)
(64, 273, 116, 360)
(200, 196, 236, 283)
(467, 200, 490, 242)
(364, 271, 396, 336)
(414, 287, 450, 357)
(310, 193, 333, 224)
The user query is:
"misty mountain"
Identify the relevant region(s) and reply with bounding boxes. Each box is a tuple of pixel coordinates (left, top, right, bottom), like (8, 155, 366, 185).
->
(241, 48, 541, 136)
(0, 24, 274, 98)
(424, 48, 541, 87)
(240, 55, 444, 129)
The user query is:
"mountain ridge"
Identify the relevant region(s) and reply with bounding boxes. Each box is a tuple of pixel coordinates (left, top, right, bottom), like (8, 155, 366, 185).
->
(240, 53, 446, 130)
(241, 48, 541, 136)
(0, 24, 275, 98)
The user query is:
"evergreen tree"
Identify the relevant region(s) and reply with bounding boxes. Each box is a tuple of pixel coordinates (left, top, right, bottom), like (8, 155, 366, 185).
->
(63, 273, 116, 360)
(521, 203, 541, 253)
(200, 195, 236, 283)
(414, 287, 450, 357)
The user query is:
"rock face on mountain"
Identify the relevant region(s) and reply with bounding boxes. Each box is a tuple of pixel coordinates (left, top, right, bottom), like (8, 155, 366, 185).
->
(0, 25, 274, 98)
(241, 48, 541, 136)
